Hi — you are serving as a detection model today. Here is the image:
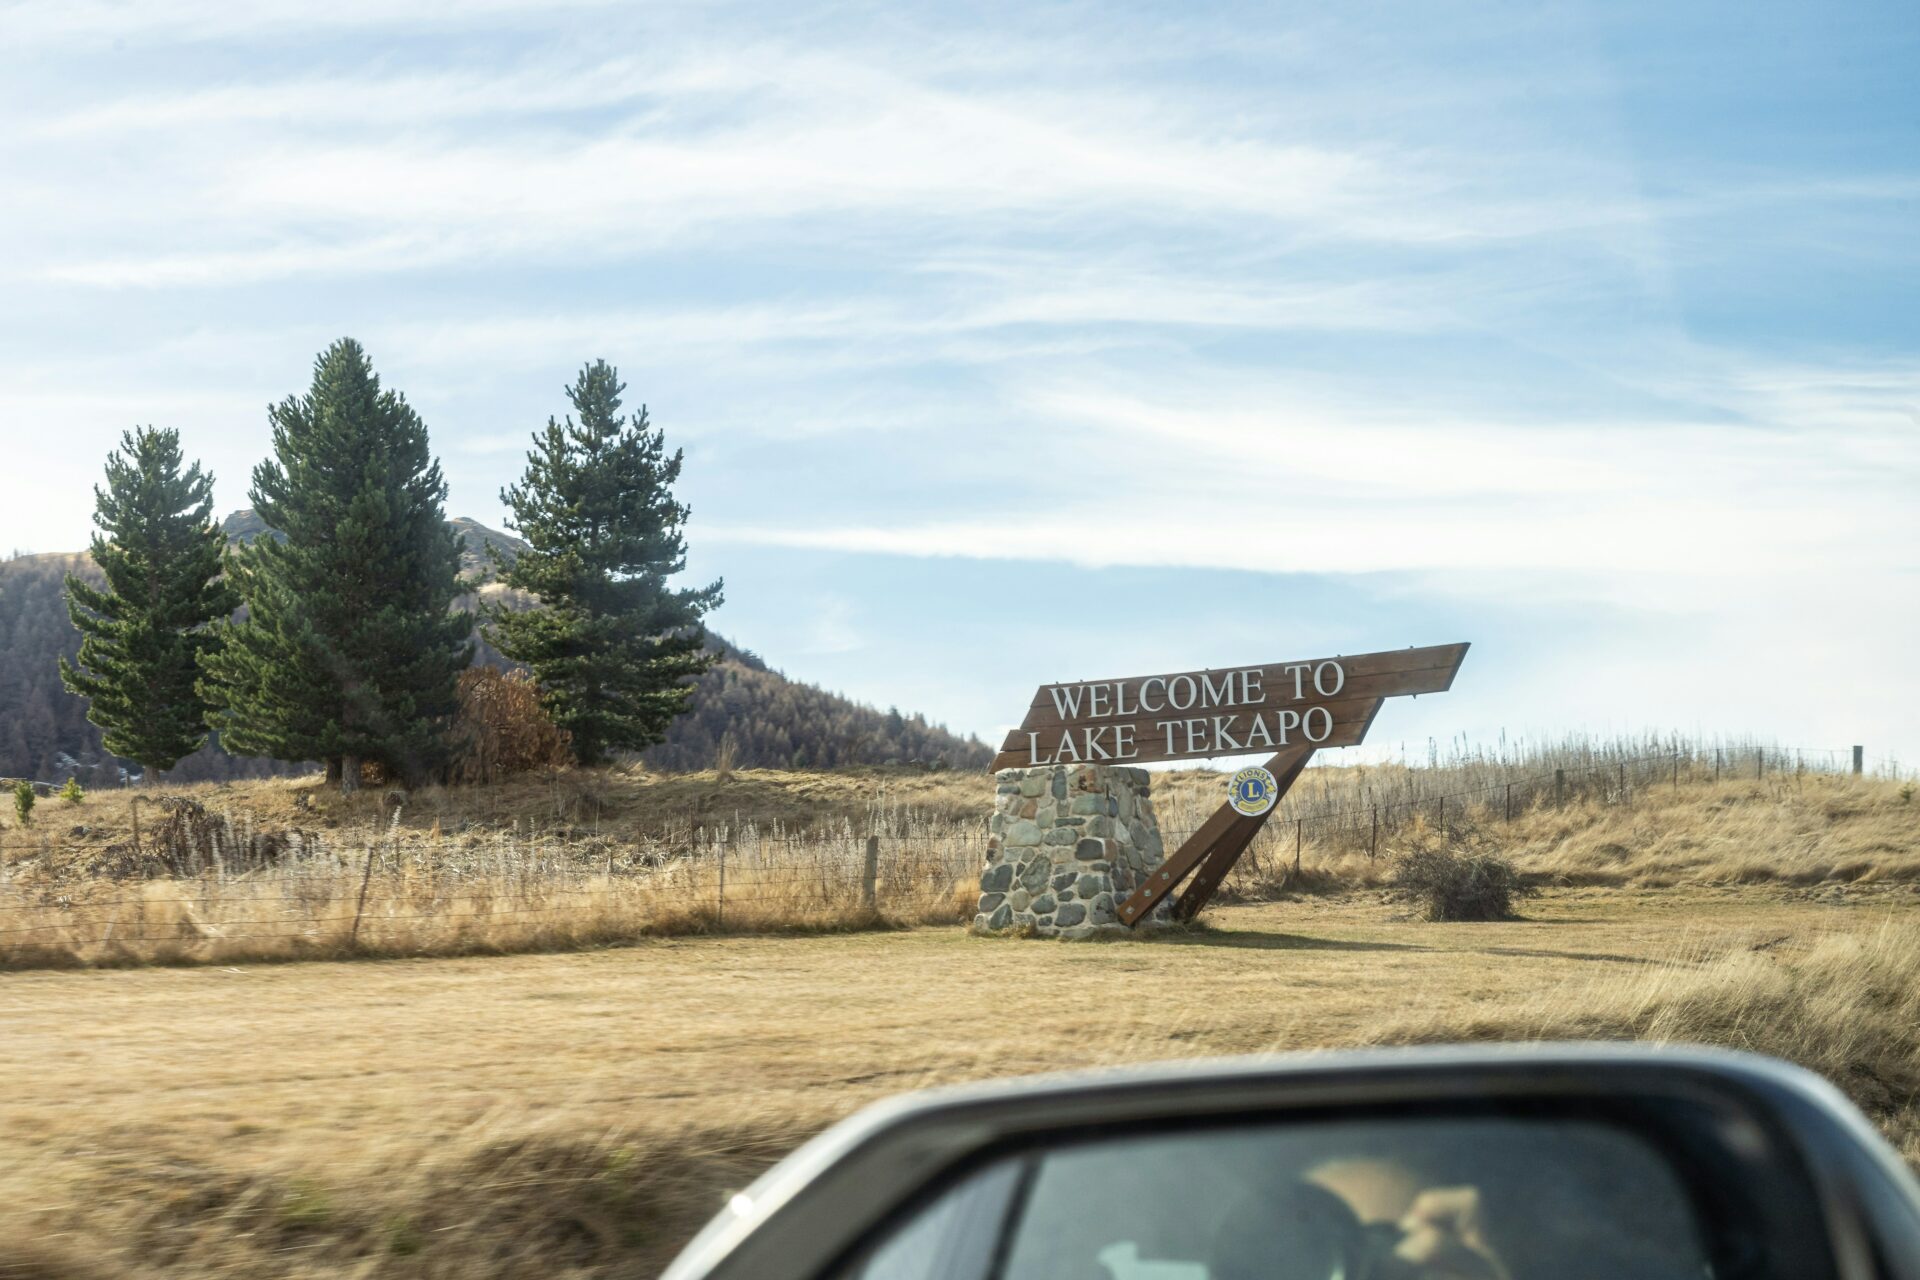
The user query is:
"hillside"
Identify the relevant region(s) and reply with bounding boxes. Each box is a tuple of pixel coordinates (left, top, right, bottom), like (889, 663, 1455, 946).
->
(0, 516, 988, 783)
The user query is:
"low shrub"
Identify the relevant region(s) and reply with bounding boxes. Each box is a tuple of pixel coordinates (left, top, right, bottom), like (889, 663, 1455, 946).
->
(1389, 846, 1533, 921)
(59, 777, 84, 805)
(450, 668, 572, 784)
(12, 779, 32, 828)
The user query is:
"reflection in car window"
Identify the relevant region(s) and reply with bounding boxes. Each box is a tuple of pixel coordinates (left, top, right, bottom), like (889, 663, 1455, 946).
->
(843, 1117, 1713, 1280)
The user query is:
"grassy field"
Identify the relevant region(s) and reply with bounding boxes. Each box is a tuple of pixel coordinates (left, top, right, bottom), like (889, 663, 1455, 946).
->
(2, 760, 1915, 969)
(1, 760, 1916, 1277)
(2, 884, 1917, 1279)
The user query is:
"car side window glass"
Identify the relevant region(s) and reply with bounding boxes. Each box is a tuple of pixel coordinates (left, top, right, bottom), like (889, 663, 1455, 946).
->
(837, 1158, 1023, 1280)
(998, 1118, 1712, 1280)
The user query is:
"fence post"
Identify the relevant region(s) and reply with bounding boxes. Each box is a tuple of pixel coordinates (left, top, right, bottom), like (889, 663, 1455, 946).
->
(1370, 808, 1378, 858)
(716, 839, 726, 928)
(1619, 762, 1626, 805)
(1504, 782, 1512, 822)
(1852, 745, 1864, 776)
(1554, 769, 1566, 807)
(1714, 748, 1721, 782)
(862, 835, 880, 911)
(1673, 754, 1680, 789)
(1757, 750, 1764, 780)
(1436, 795, 1445, 830)
(1294, 819, 1302, 876)
(349, 844, 376, 946)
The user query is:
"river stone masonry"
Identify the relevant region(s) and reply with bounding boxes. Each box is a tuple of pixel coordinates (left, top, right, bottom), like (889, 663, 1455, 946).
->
(974, 763, 1171, 938)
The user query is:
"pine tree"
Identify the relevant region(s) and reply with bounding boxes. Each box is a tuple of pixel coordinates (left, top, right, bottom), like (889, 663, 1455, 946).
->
(59, 427, 235, 774)
(488, 361, 722, 765)
(200, 339, 471, 788)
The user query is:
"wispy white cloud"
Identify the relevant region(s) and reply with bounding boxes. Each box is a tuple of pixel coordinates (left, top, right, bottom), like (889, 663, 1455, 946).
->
(703, 366, 1920, 604)
(0, 0, 638, 47)
(799, 595, 864, 655)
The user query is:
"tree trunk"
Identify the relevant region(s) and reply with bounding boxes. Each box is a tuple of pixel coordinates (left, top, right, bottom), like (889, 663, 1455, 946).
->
(325, 757, 343, 785)
(340, 754, 360, 793)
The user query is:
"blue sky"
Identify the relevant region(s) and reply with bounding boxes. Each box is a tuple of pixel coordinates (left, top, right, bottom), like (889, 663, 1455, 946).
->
(3, 0, 1917, 766)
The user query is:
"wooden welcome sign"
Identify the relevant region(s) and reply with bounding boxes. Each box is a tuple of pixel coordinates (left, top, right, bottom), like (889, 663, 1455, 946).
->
(994, 643, 1469, 926)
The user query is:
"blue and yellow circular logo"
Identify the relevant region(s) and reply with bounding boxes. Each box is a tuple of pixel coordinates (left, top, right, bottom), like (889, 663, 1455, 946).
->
(1228, 765, 1278, 817)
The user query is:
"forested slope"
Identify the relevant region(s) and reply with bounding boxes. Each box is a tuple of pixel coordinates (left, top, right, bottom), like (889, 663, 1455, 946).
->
(0, 524, 988, 782)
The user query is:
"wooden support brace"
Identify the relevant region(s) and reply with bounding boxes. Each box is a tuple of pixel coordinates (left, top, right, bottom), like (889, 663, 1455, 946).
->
(1169, 811, 1271, 923)
(1172, 746, 1316, 922)
(1115, 745, 1315, 928)
(1114, 801, 1243, 928)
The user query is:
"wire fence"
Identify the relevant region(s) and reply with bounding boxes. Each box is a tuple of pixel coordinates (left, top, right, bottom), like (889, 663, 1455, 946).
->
(1221, 741, 1886, 859)
(0, 739, 1907, 962)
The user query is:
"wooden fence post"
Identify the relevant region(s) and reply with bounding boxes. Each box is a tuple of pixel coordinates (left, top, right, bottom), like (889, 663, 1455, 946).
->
(1619, 762, 1627, 805)
(1370, 808, 1378, 858)
(349, 844, 376, 946)
(1504, 782, 1512, 822)
(716, 839, 726, 927)
(862, 835, 879, 911)
(1757, 750, 1764, 780)
(1714, 748, 1721, 782)
(1294, 819, 1302, 875)
(1852, 745, 1864, 776)
(1554, 769, 1566, 807)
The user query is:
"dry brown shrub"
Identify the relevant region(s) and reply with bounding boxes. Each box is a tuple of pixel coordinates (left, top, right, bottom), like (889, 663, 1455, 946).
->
(450, 668, 572, 785)
(1388, 846, 1535, 920)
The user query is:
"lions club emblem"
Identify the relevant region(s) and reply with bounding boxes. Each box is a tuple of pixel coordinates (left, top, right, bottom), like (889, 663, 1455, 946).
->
(1227, 765, 1278, 817)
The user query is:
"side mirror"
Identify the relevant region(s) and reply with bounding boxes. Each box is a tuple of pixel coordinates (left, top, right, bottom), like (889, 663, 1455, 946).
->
(664, 1046, 1920, 1280)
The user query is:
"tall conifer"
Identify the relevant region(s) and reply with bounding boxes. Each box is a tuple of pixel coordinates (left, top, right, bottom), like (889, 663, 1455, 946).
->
(488, 361, 721, 765)
(200, 339, 470, 788)
(59, 427, 235, 774)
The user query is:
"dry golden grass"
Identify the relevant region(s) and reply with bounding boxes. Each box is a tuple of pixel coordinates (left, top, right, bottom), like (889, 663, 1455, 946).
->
(1366, 917, 1920, 1165)
(0, 764, 1913, 971)
(1202, 771, 1920, 893)
(1, 886, 1916, 1277)
(0, 764, 995, 865)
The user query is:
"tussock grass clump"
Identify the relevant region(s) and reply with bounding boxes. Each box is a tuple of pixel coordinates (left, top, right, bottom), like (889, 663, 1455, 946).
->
(1368, 924, 1920, 1163)
(0, 801, 983, 969)
(1388, 846, 1533, 920)
(0, 1118, 822, 1280)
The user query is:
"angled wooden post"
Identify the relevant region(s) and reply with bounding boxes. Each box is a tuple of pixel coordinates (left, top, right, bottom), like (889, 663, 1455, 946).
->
(1169, 746, 1317, 922)
(1115, 746, 1321, 927)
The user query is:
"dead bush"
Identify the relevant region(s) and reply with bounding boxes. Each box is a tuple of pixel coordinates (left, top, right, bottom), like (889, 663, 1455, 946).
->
(451, 668, 572, 785)
(82, 798, 301, 880)
(1389, 846, 1533, 921)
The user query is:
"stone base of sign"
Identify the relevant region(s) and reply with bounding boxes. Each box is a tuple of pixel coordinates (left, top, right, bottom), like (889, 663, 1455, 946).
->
(974, 763, 1171, 939)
